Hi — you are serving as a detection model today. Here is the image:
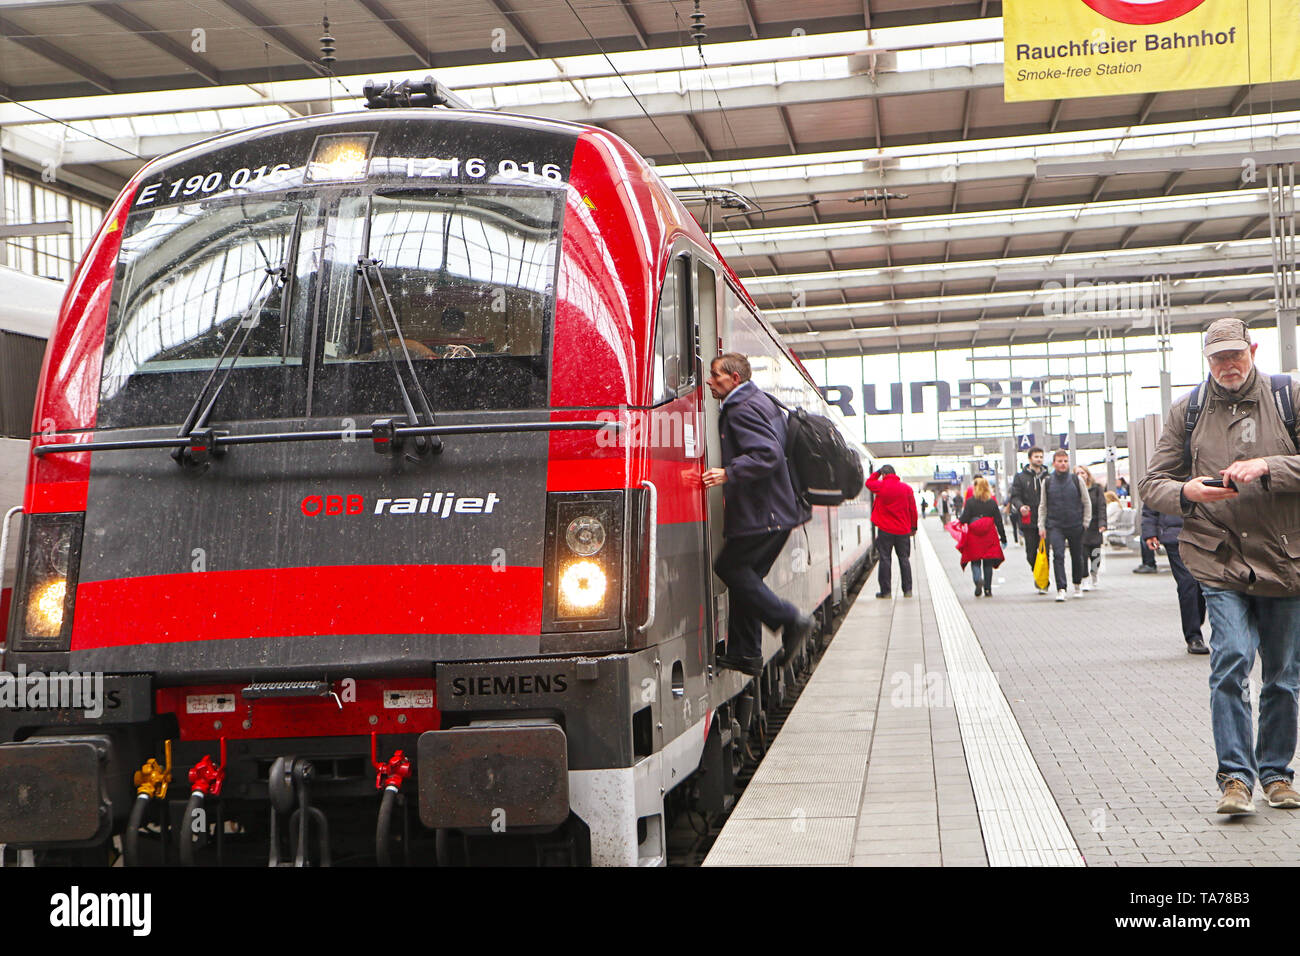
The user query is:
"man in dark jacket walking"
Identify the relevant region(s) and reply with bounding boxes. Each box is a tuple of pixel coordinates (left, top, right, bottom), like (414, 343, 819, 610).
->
(1140, 503, 1208, 654)
(703, 354, 814, 676)
(1038, 449, 1091, 601)
(1008, 447, 1049, 591)
(865, 465, 918, 598)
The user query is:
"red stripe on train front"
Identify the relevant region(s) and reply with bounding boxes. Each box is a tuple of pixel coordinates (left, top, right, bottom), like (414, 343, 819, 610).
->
(71, 564, 542, 649)
(547, 457, 626, 491)
(24, 479, 88, 514)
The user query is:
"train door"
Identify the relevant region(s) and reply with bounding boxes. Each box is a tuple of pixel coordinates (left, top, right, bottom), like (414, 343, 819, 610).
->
(648, 249, 716, 728)
(696, 260, 723, 668)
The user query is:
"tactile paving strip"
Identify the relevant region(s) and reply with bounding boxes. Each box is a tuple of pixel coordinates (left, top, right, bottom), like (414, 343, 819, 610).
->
(919, 531, 1084, 867)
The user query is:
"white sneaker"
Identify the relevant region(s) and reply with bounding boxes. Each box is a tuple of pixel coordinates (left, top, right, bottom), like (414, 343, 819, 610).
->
(1081, 580, 1093, 592)
(1056, 590, 1067, 602)
(1036, 586, 1048, 594)
(1090, 576, 1100, 589)
(1074, 584, 1084, 597)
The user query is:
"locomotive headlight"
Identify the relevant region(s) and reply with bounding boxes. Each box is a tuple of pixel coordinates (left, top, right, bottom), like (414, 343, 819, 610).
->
(558, 560, 606, 613)
(9, 513, 83, 652)
(565, 515, 606, 556)
(305, 133, 375, 182)
(543, 492, 623, 632)
(25, 578, 67, 638)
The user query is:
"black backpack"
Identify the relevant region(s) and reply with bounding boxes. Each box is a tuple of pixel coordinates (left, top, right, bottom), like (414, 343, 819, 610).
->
(771, 397, 864, 506)
(1182, 373, 1299, 471)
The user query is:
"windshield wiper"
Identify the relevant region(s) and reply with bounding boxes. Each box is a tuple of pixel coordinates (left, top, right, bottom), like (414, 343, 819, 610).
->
(168, 263, 288, 465)
(33, 418, 623, 459)
(356, 255, 442, 458)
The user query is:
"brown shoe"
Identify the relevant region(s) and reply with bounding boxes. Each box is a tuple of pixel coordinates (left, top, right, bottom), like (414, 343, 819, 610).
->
(1216, 779, 1255, 815)
(1264, 780, 1300, 809)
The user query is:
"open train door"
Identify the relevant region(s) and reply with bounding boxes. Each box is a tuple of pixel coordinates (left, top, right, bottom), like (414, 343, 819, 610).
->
(698, 261, 726, 664)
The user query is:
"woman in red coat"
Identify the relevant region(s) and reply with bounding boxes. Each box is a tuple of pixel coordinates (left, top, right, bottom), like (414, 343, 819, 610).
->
(957, 477, 1006, 598)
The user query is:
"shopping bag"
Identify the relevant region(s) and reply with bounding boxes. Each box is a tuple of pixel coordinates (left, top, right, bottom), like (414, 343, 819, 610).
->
(1033, 539, 1050, 590)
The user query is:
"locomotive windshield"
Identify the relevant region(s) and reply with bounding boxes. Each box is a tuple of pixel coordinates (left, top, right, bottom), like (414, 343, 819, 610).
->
(101, 197, 314, 426)
(99, 185, 561, 428)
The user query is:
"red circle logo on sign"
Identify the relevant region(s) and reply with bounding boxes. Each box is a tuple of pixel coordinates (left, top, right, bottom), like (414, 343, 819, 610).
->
(1081, 0, 1207, 23)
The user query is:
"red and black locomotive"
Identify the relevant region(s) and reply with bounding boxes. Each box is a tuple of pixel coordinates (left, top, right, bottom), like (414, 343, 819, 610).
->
(0, 93, 873, 865)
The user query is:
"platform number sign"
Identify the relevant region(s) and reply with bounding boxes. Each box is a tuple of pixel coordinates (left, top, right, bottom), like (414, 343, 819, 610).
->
(902, 441, 915, 454)
(1016, 433, 1036, 451)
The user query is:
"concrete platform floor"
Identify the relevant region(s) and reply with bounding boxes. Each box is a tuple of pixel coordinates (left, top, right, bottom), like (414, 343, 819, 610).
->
(707, 516, 1292, 866)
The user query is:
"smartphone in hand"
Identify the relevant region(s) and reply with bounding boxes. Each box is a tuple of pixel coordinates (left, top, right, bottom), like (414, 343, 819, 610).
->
(1202, 478, 1238, 490)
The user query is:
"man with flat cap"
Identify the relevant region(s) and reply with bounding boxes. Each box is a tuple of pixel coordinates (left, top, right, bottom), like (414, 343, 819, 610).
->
(1141, 318, 1300, 815)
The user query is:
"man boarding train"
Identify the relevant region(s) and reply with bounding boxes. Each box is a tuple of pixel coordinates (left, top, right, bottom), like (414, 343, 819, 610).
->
(703, 353, 814, 677)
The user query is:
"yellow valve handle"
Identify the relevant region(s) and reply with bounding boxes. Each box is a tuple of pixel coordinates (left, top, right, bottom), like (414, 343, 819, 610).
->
(133, 740, 174, 799)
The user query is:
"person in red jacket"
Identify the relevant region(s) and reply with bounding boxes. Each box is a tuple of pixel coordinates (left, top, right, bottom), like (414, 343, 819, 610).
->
(866, 465, 919, 598)
(957, 477, 1006, 597)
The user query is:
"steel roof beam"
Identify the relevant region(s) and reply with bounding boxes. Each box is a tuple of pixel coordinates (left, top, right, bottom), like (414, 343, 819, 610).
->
(767, 273, 1273, 328)
(741, 240, 1279, 295)
(510, 62, 1005, 125)
(215, 0, 326, 75)
(714, 191, 1281, 258)
(777, 106, 798, 153)
(617, 1, 648, 48)
(485, 0, 540, 58)
(685, 115, 714, 162)
(89, 4, 222, 85)
(782, 301, 1273, 357)
(0, 14, 116, 93)
(354, 0, 435, 67)
(1039, 148, 1300, 178)
(660, 130, 1300, 207)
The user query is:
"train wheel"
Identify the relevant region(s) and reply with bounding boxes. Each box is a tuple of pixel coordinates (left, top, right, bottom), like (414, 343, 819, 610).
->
(435, 828, 467, 866)
(729, 718, 745, 777)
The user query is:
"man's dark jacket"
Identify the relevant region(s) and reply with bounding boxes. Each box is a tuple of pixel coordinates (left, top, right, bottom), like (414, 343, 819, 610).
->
(1008, 464, 1047, 521)
(719, 382, 812, 537)
(1140, 503, 1183, 546)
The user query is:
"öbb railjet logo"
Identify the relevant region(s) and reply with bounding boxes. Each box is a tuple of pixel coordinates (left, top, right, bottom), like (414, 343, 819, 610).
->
(300, 492, 503, 517)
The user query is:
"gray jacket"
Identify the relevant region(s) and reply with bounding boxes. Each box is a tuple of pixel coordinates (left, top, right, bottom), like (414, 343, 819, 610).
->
(1138, 366, 1300, 596)
(1038, 470, 1091, 535)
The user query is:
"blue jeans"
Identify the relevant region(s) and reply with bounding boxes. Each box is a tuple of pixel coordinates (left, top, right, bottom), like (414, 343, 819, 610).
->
(876, 531, 912, 595)
(1202, 586, 1300, 791)
(970, 559, 996, 588)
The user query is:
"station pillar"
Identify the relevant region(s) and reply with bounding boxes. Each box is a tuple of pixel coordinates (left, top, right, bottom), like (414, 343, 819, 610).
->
(1103, 400, 1117, 491)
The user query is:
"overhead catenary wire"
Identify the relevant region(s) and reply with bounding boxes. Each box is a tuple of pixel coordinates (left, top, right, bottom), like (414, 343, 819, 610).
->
(663, 0, 768, 283)
(178, 0, 357, 104)
(0, 93, 144, 161)
(558, 0, 706, 197)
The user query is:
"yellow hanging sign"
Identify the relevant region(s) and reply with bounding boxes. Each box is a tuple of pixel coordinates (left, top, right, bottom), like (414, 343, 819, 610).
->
(1003, 0, 1300, 102)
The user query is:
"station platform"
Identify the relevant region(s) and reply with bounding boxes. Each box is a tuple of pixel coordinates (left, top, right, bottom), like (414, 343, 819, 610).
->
(705, 517, 1300, 867)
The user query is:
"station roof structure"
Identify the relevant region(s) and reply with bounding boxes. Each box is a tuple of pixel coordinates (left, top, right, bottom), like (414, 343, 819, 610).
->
(2, 0, 1298, 356)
